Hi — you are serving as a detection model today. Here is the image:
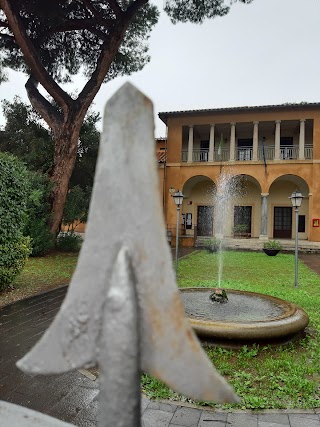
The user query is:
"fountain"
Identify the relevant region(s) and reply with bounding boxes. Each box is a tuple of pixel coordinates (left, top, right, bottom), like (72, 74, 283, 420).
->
(181, 171, 309, 347)
(181, 288, 309, 347)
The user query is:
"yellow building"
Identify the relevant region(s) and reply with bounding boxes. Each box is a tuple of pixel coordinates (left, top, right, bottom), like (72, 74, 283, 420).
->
(158, 103, 320, 245)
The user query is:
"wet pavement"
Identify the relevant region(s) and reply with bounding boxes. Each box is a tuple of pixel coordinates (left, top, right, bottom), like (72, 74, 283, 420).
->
(0, 251, 320, 426)
(300, 253, 320, 275)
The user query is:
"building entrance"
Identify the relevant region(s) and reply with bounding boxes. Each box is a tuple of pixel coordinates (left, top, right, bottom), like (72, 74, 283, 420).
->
(197, 206, 214, 236)
(273, 207, 292, 238)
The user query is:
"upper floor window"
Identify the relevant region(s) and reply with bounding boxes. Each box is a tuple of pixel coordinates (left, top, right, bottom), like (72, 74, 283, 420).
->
(200, 140, 209, 162)
(237, 138, 253, 161)
(280, 137, 293, 159)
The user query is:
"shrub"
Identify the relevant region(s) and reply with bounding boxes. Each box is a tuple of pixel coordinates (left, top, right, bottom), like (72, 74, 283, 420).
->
(24, 172, 54, 256)
(263, 240, 282, 250)
(56, 231, 83, 252)
(233, 224, 249, 234)
(0, 237, 31, 291)
(0, 152, 31, 289)
(204, 237, 221, 253)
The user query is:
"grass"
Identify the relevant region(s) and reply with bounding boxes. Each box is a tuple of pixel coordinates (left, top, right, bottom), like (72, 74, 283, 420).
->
(0, 252, 78, 308)
(142, 250, 320, 410)
(1, 249, 320, 410)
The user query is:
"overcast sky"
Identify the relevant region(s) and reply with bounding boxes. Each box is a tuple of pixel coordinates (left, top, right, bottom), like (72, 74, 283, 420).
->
(1, 0, 320, 137)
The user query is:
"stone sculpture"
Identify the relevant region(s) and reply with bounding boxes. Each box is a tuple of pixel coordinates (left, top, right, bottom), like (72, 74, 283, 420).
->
(15, 83, 238, 426)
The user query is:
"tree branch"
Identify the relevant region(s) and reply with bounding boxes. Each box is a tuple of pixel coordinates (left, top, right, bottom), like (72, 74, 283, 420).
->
(38, 18, 113, 40)
(124, 0, 148, 21)
(25, 76, 63, 132)
(82, 0, 116, 25)
(0, 0, 72, 113)
(0, 19, 9, 27)
(76, 0, 146, 120)
(106, 0, 123, 18)
(0, 33, 15, 42)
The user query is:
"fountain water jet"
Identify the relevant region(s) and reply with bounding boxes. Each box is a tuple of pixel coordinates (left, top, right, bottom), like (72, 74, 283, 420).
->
(212, 171, 243, 287)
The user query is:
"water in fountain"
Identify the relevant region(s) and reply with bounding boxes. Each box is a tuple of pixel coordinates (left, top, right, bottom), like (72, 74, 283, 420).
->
(213, 170, 242, 287)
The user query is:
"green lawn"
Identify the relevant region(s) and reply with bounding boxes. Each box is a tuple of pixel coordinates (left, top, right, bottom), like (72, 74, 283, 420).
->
(142, 250, 320, 410)
(0, 252, 78, 308)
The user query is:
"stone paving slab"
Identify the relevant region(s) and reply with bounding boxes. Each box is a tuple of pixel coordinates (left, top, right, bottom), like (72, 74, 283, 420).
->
(289, 413, 320, 427)
(226, 412, 258, 426)
(198, 410, 228, 426)
(258, 413, 290, 425)
(170, 406, 202, 426)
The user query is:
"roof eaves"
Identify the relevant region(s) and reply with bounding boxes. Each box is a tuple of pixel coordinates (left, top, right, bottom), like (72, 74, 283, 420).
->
(158, 102, 320, 124)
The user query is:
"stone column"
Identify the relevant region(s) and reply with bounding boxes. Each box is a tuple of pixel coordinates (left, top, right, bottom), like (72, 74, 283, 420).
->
(253, 121, 259, 161)
(209, 124, 215, 162)
(259, 193, 269, 240)
(230, 123, 236, 161)
(299, 119, 306, 160)
(187, 126, 194, 163)
(274, 120, 281, 160)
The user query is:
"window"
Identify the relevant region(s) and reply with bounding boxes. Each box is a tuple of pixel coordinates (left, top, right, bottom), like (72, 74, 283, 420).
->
(186, 213, 192, 229)
(237, 138, 253, 161)
(234, 206, 252, 234)
(298, 215, 305, 233)
(280, 137, 293, 159)
(200, 140, 209, 162)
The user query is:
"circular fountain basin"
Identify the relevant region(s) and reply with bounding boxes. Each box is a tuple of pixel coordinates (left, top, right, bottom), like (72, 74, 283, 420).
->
(180, 288, 309, 347)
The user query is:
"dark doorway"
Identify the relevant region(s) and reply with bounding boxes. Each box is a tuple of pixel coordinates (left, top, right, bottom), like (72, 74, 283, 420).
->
(273, 207, 292, 238)
(197, 206, 214, 236)
(234, 206, 252, 234)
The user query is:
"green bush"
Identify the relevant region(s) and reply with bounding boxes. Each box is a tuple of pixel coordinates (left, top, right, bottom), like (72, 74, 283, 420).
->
(24, 172, 54, 256)
(56, 231, 83, 252)
(0, 152, 31, 289)
(263, 240, 282, 250)
(0, 237, 31, 291)
(204, 237, 221, 253)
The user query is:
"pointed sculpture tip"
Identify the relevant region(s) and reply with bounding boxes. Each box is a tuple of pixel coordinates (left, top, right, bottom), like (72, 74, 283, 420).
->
(105, 81, 152, 113)
(16, 357, 36, 374)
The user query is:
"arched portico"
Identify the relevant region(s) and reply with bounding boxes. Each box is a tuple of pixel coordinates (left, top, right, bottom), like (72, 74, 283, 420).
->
(181, 175, 215, 237)
(268, 175, 309, 240)
(180, 174, 263, 239)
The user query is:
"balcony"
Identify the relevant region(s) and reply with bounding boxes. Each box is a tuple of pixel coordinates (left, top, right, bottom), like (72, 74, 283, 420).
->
(181, 145, 313, 163)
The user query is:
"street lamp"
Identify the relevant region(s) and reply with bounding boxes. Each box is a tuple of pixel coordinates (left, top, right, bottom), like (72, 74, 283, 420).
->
(289, 190, 304, 288)
(172, 190, 184, 277)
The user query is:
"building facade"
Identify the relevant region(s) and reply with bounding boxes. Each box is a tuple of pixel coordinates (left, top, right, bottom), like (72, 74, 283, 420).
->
(158, 103, 320, 245)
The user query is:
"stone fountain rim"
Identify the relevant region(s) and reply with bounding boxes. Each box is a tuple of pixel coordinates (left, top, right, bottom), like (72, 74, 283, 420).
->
(180, 288, 309, 341)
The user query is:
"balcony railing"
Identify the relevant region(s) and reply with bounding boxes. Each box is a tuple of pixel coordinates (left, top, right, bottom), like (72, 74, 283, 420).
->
(305, 145, 313, 159)
(181, 145, 313, 162)
(280, 146, 299, 160)
(237, 147, 253, 161)
(257, 146, 275, 160)
(214, 148, 229, 161)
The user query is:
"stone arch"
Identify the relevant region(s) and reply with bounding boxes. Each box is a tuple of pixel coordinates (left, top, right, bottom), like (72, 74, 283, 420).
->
(181, 175, 215, 237)
(181, 173, 263, 238)
(182, 175, 215, 200)
(222, 174, 262, 238)
(268, 174, 309, 240)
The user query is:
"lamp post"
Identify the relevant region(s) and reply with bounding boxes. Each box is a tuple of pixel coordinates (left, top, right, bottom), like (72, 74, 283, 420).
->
(172, 190, 184, 277)
(289, 190, 304, 288)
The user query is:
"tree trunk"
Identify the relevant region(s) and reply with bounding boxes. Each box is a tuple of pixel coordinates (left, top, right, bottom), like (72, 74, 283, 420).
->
(49, 122, 81, 235)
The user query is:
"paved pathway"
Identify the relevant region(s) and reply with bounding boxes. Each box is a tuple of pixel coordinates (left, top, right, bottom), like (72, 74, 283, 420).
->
(0, 252, 320, 426)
